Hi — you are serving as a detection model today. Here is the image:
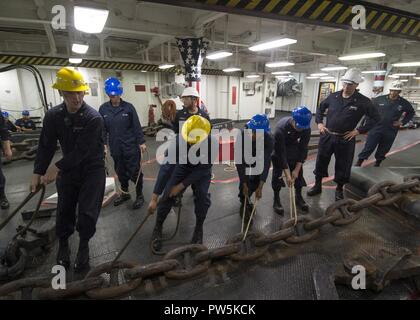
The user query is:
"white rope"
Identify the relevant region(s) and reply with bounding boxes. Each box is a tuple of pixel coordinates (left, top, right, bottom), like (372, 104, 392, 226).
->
(242, 197, 258, 242)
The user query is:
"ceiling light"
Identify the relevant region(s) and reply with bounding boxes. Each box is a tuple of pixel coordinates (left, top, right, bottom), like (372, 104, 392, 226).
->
(158, 63, 175, 70)
(362, 70, 386, 74)
(74, 6, 109, 34)
(223, 67, 241, 73)
(265, 61, 295, 68)
(392, 62, 420, 67)
(206, 50, 233, 60)
(275, 75, 292, 79)
(388, 75, 400, 78)
(338, 52, 386, 61)
(414, 77, 420, 80)
(392, 73, 416, 77)
(140, 70, 147, 73)
(399, 79, 409, 82)
(69, 58, 82, 64)
(72, 43, 89, 54)
(246, 74, 260, 78)
(249, 37, 297, 52)
(271, 71, 291, 75)
(311, 73, 329, 77)
(320, 76, 335, 80)
(321, 66, 348, 71)
(306, 76, 319, 79)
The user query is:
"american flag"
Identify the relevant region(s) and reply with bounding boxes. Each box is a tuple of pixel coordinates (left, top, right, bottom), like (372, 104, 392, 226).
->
(176, 37, 209, 82)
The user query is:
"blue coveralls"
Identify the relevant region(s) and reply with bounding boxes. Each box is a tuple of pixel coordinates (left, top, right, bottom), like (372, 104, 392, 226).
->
(358, 94, 415, 162)
(235, 129, 273, 203)
(99, 100, 145, 192)
(15, 118, 36, 130)
(34, 102, 106, 241)
(0, 113, 11, 196)
(314, 91, 380, 185)
(153, 135, 217, 227)
(271, 117, 311, 191)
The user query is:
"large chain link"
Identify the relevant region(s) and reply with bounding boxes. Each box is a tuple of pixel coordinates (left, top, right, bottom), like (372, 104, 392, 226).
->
(1, 176, 419, 299)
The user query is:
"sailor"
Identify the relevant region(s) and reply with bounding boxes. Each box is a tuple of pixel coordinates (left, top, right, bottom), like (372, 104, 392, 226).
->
(272, 106, 312, 214)
(0, 111, 13, 209)
(235, 114, 273, 217)
(15, 110, 36, 131)
(307, 68, 380, 201)
(31, 67, 106, 272)
(356, 80, 415, 167)
(99, 77, 146, 209)
(148, 115, 216, 250)
(2, 111, 18, 132)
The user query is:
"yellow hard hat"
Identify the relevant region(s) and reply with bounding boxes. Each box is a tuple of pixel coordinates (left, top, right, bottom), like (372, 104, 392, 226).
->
(52, 67, 89, 92)
(181, 115, 211, 145)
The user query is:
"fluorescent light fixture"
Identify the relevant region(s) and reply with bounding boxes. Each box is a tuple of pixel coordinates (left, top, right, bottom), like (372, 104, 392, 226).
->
(246, 74, 260, 78)
(320, 76, 335, 80)
(321, 66, 348, 71)
(362, 70, 386, 74)
(206, 50, 233, 60)
(388, 75, 400, 78)
(265, 61, 295, 68)
(158, 63, 175, 70)
(414, 77, 420, 80)
(271, 71, 291, 75)
(306, 76, 319, 79)
(392, 73, 416, 77)
(311, 73, 329, 77)
(74, 6, 109, 34)
(249, 37, 297, 52)
(69, 58, 82, 64)
(338, 52, 386, 61)
(275, 75, 292, 79)
(399, 79, 409, 82)
(223, 67, 241, 72)
(393, 61, 420, 67)
(140, 70, 147, 73)
(72, 43, 89, 54)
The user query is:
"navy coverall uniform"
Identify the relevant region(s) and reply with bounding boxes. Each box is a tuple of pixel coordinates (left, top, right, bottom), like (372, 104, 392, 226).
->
(152, 135, 217, 240)
(34, 102, 106, 241)
(15, 118, 36, 130)
(271, 117, 311, 191)
(235, 129, 273, 203)
(358, 95, 415, 162)
(173, 107, 210, 134)
(314, 91, 380, 185)
(99, 100, 145, 193)
(0, 113, 10, 198)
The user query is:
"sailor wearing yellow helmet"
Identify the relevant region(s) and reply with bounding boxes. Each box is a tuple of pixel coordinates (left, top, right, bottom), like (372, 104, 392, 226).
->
(31, 67, 106, 272)
(148, 115, 217, 250)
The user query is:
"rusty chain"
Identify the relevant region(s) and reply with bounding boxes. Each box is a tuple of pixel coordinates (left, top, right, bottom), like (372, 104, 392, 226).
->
(1, 176, 419, 300)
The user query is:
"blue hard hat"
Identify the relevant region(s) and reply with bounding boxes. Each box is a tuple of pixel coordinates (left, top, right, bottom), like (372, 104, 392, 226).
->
(246, 114, 270, 132)
(104, 77, 123, 96)
(2, 111, 8, 118)
(22, 110, 30, 116)
(292, 106, 312, 129)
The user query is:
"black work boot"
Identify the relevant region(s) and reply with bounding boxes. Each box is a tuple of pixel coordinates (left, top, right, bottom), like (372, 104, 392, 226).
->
(307, 178, 322, 197)
(335, 185, 344, 201)
(191, 222, 204, 244)
(295, 188, 309, 212)
(151, 222, 163, 252)
(74, 239, 90, 273)
(355, 159, 364, 167)
(56, 238, 71, 270)
(374, 160, 382, 167)
(0, 194, 9, 210)
(273, 192, 284, 215)
(132, 185, 144, 210)
(114, 187, 131, 206)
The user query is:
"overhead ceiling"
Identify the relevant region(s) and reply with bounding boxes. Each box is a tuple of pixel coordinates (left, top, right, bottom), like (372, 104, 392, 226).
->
(0, 0, 419, 75)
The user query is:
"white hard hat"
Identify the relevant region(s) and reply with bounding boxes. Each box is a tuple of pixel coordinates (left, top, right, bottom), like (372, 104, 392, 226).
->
(341, 68, 364, 84)
(181, 87, 200, 98)
(389, 80, 404, 91)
